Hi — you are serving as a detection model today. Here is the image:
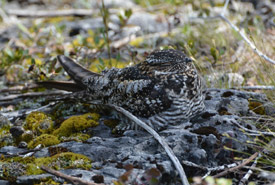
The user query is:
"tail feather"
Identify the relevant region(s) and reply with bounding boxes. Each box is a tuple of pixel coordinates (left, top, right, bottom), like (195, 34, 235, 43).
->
(57, 55, 100, 86)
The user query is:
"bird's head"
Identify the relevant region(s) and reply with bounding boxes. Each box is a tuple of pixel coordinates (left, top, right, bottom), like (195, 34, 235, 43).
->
(142, 49, 195, 73)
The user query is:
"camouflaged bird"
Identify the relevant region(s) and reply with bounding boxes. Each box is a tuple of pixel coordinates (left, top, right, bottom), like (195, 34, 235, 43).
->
(46, 49, 205, 130)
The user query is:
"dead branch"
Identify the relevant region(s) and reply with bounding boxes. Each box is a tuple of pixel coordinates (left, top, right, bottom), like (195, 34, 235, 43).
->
(107, 104, 189, 185)
(0, 84, 40, 93)
(40, 166, 103, 185)
(0, 7, 33, 39)
(1, 102, 56, 121)
(237, 86, 275, 90)
(0, 91, 70, 102)
(219, 0, 275, 65)
(6, 9, 95, 18)
(213, 152, 259, 178)
(232, 119, 274, 136)
(239, 153, 262, 185)
(181, 159, 240, 179)
(110, 28, 181, 49)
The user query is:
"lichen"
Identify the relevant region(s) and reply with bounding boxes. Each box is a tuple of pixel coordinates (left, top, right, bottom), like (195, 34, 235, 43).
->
(24, 111, 53, 135)
(53, 113, 100, 138)
(0, 162, 26, 182)
(248, 100, 266, 115)
(28, 134, 60, 149)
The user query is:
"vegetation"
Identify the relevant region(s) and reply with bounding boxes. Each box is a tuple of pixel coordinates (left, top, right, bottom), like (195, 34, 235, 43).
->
(0, 0, 274, 184)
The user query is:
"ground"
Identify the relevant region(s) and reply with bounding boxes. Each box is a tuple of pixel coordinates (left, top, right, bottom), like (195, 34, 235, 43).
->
(0, 0, 275, 184)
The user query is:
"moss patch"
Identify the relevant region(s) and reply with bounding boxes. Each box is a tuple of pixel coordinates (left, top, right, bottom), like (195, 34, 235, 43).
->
(0, 162, 26, 182)
(0, 152, 92, 180)
(28, 134, 60, 149)
(0, 128, 13, 148)
(20, 131, 34, 143)
(24, 111, 53, 135)
(53, 113, 100, 138)
(59, 133, 91, 142)
(248, 101, 266, 115)
(26, 152, 92, 175)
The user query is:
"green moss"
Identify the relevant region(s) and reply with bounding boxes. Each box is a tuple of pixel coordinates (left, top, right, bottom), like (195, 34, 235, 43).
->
(24, 111, 53, 135)
(0, 162, 26, 182)
(26, 152, 92, 175)
(53, 113, 100, 138)
(59, 133, 91, 142)
(0, 125, 13, 147)
(20, 131, 34, 143)
(248, 100, 266, 115)
(1, 152, 92, 178)
(28, 134, 60, 149)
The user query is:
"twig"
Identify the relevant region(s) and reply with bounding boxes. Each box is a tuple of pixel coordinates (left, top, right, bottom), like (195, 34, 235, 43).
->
(110, 34, 137, 49)
(6, 9, 95, 18)
(221, 0, 230, 16)
(1, 102, 57, 120)
(107, 104, 189, 185)
(40, 166, 102, 185)
(213, 152, 259, 178)
(0, 84, 40, 93)
(219, 0, 275, 65)
(0, 8, 33, 39)
(0, 144, 42, 157)
(236, 86, 275, 90)
(239, 153, 262, 185)
(110, 28, 181, 49)
(231, 119, 274, 136)
(181, 159, 240, 179)
(0, 91, 70, 102)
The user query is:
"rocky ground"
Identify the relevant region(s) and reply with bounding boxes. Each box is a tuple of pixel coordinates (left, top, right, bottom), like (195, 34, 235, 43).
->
(0, 0, 275, 184)
(1, 88, 274, 184)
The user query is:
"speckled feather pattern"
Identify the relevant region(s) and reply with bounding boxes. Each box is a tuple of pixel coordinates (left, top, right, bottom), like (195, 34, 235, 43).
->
(58, 49, 205, 130)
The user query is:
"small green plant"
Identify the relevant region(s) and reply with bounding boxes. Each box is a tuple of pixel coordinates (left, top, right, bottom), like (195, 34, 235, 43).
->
(118, 9, 133, 27)
(99, 0, 112, 67)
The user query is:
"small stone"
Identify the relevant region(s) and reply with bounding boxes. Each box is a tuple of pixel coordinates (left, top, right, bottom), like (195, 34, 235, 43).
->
(92, 175, 104, 183)
(18, 141, 28, 148)
(10, 126, 24, 138)
(0, 114, 11, 128)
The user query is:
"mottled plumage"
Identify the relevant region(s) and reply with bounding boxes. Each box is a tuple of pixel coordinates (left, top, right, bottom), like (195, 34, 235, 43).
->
(55, 49, 205, 130)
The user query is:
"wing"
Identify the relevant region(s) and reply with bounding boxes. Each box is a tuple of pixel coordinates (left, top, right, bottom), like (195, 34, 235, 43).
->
(92, 67, 173, 117)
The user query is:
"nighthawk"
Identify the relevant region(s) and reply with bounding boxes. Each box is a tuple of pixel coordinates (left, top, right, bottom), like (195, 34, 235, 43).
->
(43, 49, 205, 130)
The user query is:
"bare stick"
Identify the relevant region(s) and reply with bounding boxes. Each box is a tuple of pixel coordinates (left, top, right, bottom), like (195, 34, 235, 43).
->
(231, 119, 274, 136)
(239, 153, 262, 185)
(0, 84, 40, 93)
(40, 166, 102, 185)
(181, 159, 240, 179)
(0, 91, 70, 102)
(6, 9, 95, 18)
(213, 152, 259, 178)
(0, 8, 33, 39)
(237, 86, 275, 90)
(2, 102, 56, 120)
(219, 0, 275, 65)
(107, 104, 189, 185)
(110, 28, 181, 49)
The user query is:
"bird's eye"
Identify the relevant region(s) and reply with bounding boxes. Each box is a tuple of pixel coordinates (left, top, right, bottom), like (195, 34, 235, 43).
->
(185, 58, 192, 63)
